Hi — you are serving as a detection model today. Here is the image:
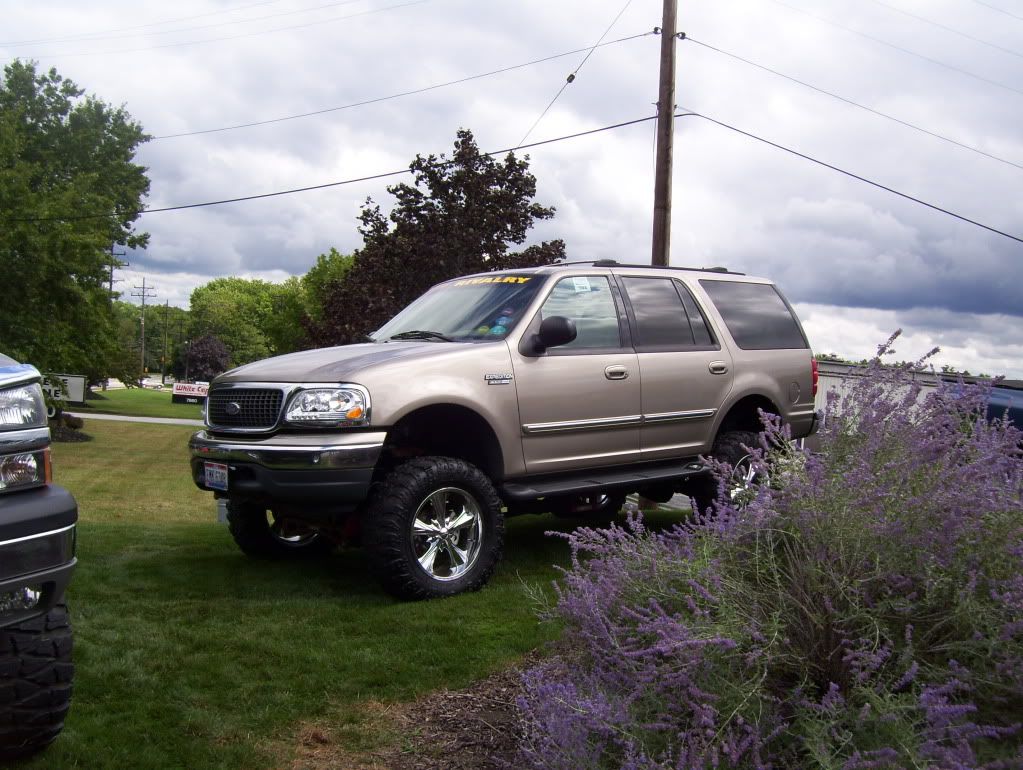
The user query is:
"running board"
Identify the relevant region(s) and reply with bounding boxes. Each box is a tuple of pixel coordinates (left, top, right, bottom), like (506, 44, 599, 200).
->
(501, 460, 707, 501)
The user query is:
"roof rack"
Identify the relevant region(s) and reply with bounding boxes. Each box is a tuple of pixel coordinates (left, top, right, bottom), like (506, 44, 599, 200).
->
(553, 260, 745, 276)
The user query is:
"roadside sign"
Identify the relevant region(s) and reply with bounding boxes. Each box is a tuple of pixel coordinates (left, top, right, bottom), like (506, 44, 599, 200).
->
(172, 382, 209, 404)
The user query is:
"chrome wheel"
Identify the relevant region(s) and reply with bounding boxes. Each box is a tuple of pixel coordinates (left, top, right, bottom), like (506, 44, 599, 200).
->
(727, 453, 759, 506)
(409, 487, 484, 582)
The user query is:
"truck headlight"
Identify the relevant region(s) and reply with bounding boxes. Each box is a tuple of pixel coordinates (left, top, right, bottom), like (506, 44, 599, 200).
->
(0, 449, 49, 491)
(0, 383, 47, 429)
(284, 386, 370, 426)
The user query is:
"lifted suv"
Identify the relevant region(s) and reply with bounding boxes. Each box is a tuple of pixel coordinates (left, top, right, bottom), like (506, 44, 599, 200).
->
(190, 261, 818, 599)
(0, 355, 76, 759)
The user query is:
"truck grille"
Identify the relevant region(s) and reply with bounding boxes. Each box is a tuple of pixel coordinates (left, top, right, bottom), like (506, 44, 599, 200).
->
(207, 388, 283, 430)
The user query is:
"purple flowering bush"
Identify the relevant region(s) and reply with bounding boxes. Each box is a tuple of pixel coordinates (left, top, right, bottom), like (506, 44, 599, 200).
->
(517, 334, 1023, 769)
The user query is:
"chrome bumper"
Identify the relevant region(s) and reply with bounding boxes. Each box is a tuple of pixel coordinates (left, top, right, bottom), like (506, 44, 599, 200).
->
(189, 430, 386, 471)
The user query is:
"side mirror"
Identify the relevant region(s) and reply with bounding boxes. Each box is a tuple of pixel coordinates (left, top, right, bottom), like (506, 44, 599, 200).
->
(531, 316, 577, 354)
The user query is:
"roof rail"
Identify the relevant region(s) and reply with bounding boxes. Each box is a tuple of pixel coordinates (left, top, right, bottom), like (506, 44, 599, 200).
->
(552, 260, 744, 275)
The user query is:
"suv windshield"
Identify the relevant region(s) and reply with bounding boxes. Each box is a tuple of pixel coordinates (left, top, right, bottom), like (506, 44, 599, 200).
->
(372, 274, 543, 342)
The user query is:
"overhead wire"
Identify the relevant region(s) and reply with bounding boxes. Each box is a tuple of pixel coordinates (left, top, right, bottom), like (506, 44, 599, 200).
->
(685, 36, 1023, 172)
(0, 0, 288, 46)
(674, 110, 1023, 244)
(516, 0, 636, 148)
(863, 0, 1023, 60)
(5, 0, 368, 49)
(26, 0, 429, 59)
(761, 0, 1023, 98)
(968, 0, 1023, 23)
(154, 31, 655, 139)
(9, 111, 1022, 244)
(9, 117, 657, 220)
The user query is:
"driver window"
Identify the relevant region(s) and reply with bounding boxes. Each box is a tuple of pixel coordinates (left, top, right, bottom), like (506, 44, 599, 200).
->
(539, 276, 621, 350)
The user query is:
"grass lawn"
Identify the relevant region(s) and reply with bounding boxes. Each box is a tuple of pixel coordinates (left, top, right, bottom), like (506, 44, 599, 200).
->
(26, 420, 615, 769)
(73, 387, 203, 420)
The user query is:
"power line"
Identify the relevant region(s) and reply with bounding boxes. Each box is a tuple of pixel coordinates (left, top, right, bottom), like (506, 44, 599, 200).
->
(0, 0, 288, 46)
(11, 117, 658, 221)
(31, 0, 430, 59)
(154, 32, 655, 139)
(675, 110, 1023, 244)
(864, 0, 1023, 60)
(685, 36, 1023, 172)
(969, 0, 1023, 23)
(517, 0, 636, 147)
(762, 0, 1023, 98)
(8, 111, 1021, 243)
(6, 0, 366, 49)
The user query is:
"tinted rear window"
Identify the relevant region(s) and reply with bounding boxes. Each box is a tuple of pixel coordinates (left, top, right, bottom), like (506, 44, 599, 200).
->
(699, 280, 808, 350)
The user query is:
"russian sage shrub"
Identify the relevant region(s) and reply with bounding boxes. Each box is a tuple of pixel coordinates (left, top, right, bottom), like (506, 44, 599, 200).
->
(517, 335, 1023, 769)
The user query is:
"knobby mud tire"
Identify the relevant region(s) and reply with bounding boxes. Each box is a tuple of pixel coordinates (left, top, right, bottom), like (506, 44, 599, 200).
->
(363, 457, 505, 601)
(0, 603, 74, 761)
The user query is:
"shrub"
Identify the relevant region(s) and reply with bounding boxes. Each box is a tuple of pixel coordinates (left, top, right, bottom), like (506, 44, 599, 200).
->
(517, 334, 1023, 769)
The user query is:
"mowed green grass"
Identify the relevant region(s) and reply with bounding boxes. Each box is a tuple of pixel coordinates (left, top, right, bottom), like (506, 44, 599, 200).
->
(28, 420, 588, 770)
(74, 387, 203, 420)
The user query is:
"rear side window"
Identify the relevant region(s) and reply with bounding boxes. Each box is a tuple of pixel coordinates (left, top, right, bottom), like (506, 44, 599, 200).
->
(621, 277, 693, 348)
(699, 280, 808, 350)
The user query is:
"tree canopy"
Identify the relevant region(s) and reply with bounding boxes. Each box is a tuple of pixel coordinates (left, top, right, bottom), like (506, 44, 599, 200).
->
(0, 61, 150, 378)
(308, 129, 564, 346)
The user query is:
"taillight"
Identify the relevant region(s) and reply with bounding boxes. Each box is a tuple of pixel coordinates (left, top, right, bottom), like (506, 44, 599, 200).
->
(811, 358, 819, 397)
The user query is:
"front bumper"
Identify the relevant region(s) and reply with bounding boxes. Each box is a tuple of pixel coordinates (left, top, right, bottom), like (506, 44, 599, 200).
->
(189, 430, 386, 508)
(0, 484, 77, 629)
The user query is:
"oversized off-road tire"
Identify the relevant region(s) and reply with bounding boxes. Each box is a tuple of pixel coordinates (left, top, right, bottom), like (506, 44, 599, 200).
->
(689, 430, 761, 515)
(0, 604, 74, 761)
(363, 457, 505, 600)
(552, 492, 627, 524)
(226, 499, 330, 559)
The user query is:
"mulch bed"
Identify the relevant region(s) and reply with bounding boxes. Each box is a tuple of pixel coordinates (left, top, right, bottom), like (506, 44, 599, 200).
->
(286, 651, 545, 770)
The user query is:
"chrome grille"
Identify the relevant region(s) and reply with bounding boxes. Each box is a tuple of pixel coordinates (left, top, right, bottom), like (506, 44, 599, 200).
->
(208, 388, 283, 429)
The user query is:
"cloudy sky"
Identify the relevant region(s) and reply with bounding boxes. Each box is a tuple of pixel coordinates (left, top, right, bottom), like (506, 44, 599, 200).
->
(4, 0, 1022, 375)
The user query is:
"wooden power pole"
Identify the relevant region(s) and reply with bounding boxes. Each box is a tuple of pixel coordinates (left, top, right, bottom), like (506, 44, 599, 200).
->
(651, 0, 678, 267)
(131, 278, 157, 378)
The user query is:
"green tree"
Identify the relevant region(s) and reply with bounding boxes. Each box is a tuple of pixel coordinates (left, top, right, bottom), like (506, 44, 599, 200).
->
(302, 247, 353, 322)
(308, 128, 565, 345)
(0, 60, 149, 376)
(189, 278, 274, 367)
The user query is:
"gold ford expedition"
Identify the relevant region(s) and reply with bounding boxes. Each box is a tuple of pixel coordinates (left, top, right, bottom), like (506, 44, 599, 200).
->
(189, 261, 819, 599)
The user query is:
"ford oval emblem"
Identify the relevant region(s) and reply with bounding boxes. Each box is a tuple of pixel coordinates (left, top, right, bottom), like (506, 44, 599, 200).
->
(226, 401, 242, 416)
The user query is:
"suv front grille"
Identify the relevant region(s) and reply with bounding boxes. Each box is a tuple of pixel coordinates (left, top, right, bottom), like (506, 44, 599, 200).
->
(207, 388, 283, 430)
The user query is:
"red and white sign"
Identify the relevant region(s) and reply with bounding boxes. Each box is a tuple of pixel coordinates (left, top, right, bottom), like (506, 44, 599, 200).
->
(172, 382, 209, 398)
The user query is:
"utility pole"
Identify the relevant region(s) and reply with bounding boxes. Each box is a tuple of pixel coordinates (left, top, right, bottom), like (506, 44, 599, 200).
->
(651, 0, 678, 267)
(161, 300, 170, 385)
(109, 245, 128, 300)
(131, 278, 157, 380)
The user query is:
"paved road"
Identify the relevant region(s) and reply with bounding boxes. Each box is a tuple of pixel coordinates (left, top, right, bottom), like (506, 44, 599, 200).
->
(67, 411, 204, 427)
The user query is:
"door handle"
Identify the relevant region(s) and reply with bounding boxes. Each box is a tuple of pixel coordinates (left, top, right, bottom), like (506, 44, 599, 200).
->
(708, 361, 729, 375)
(605, 365, 629, 380)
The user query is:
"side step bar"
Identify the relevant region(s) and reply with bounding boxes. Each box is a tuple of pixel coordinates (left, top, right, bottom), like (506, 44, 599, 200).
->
(501, 460, 707, 501)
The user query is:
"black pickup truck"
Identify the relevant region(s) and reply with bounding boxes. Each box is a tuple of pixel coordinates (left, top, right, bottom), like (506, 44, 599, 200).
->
(0, 355, 76, 759)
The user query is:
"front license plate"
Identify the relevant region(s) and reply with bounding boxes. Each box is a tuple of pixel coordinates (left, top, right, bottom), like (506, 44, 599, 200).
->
(204, 461, 229, 491)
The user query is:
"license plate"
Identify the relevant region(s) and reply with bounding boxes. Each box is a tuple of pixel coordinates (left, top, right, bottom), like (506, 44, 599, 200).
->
(204, 461, 229, 491)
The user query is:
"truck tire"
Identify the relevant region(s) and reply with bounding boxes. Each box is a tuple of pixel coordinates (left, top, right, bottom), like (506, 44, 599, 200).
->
(0, 604, 73, 761)
(226, 500, 330, 559)
(689, 430, 761, 515)
(363, 457, 505, 600)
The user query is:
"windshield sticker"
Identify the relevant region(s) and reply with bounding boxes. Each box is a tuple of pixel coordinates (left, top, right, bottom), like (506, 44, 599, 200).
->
(489, 325, 506, 335)
(452, 275, 532, 286)
(571, 277, 592, 293)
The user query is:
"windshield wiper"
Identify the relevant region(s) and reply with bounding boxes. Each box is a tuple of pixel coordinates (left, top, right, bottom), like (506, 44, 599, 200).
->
(389, 330, 454, 342)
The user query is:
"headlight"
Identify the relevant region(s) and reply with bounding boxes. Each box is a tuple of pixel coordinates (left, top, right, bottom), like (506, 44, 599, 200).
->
(0, 449, 49, 491)
(0, 383, 47, 429)
(284, 386, 370, 426)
